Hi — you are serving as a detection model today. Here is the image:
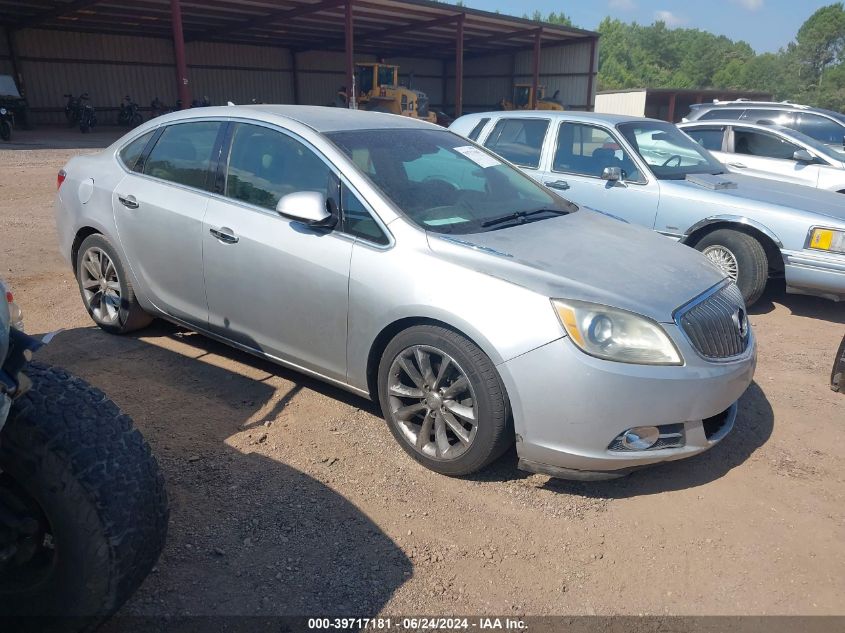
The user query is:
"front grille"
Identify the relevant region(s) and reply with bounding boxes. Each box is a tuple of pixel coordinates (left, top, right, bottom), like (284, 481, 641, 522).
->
(677, 283, 750, 360)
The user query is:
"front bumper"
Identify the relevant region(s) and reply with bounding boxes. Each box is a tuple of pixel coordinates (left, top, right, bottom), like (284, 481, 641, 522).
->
(497, 325, 756, 479)
(782, 249, 845, 301)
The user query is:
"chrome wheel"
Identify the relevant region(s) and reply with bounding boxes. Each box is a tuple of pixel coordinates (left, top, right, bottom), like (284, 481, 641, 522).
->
(80, 247, 121, 324)
(387, 345, 478, 461)
(702, 244, 739, 281)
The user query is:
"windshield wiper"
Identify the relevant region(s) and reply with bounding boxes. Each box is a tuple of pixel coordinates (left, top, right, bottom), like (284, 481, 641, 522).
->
(481, 208, 568, 228)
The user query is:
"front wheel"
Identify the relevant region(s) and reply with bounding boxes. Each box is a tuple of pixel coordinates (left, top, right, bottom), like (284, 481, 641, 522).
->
(377, 325, 512, 476)
(0, 363, 168, 624)
(76, 233, 152, 334)
(695, 229, 768, 306)
(0, 120, 10, 141)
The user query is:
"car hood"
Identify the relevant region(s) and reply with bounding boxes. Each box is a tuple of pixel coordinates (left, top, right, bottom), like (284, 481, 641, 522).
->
(426, 209, 727, 322)
(672, 172, 845, 223)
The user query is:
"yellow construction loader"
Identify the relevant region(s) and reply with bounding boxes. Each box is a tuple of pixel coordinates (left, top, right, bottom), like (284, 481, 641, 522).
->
(499, 84, 565, 111)
(353, 62, 438, 123)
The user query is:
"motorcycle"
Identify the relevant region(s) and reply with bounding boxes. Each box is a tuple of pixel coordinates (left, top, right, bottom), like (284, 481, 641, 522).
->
(63, 93, 82, 127)
(117, 95, 143, 128)
(832, 334, 845, 393)
(0, 279, 168, 627)
(78, 95, 96, 134)
(150, 96, 181, 118)
(0, 107, 12, 142)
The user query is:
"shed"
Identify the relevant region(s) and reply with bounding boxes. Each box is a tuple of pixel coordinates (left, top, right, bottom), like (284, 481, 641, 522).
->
(596, 88, 773, 123)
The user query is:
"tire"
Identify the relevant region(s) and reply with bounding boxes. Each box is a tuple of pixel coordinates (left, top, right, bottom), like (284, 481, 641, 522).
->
(695, 229, 768, 306)
(0, 363, 168, 627)
(79, 120, 89, 133)
(0, 120, 10, 142)
(377, 325, 512, 476)
(130, 113, 143, 128)
(75, 233, 152, 334)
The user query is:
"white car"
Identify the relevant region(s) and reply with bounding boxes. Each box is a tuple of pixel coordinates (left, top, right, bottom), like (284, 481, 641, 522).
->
(679, 120, 845, 193)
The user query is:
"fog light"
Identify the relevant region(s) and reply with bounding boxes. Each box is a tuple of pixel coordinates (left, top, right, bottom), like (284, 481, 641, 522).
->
(621, 426, 660, 450)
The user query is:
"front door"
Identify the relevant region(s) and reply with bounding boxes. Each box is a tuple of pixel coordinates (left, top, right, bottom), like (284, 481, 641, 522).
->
(538, 120, 660, 229)
(112, 120, 224, 326)
(729, 126, 821, 188)
(202, 122, 352, 381)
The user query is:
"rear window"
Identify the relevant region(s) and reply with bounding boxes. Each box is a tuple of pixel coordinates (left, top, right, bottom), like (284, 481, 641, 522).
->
(118, 131, 155, 171)
(684, 126, 725, 151)
(483, 118, 550, 169)
(144, 121, 223, 190)
(467, 118, 490, 141)
(699, 108, 744, 121)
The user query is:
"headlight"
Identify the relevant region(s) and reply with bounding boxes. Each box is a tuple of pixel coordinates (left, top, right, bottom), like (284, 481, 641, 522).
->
(552, 299, 682, 365)
(0, 108, 6, 115)
(808, 227, 845, 254)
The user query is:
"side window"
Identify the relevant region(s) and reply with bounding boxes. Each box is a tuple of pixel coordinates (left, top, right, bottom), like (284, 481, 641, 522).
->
(225, 123, 332, 211)
(119, 130, 155, 171)
(483, 118, 550, 169)
(143, 121, 222, 189)
(341, 185, 388, 245)
(684, 127, 725, 151)
(741, 109, 795, 126)
(734, 129, 799, 160)
(467, 118, 490, 142)
(553, 122, 643, 182)
(700, 108, 744, 121)
(797, 114, 845, 145)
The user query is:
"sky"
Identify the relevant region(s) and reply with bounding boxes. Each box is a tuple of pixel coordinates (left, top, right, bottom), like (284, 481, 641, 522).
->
(460, 0, 835, 53)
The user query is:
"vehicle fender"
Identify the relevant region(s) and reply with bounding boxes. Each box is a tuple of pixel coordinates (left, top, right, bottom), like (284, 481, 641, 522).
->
(681, 214, 784, 249)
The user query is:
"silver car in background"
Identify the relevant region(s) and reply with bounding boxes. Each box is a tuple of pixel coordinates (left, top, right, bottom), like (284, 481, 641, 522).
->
(679, 119, 845, 192)
(55, 106, 755, 480)
(451, 111, 845, 305)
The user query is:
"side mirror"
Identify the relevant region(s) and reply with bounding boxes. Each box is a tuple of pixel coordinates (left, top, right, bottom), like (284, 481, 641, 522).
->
(601, 166, 623, 182)
(793, 149, 814, 163)
(275, 191, 336, 228)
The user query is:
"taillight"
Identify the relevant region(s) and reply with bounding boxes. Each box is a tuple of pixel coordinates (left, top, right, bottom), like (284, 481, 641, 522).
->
(5, 290, 13, 304)
(57, 169, 67, 190)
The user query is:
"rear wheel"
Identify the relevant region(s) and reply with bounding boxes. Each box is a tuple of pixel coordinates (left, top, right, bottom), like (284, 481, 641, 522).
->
(0, 120, 10, 141)
(377, 325, 512, 476)
(695, 229, 768, 306)
(0, 363, 168, 625)
(76, 233, 152, 334)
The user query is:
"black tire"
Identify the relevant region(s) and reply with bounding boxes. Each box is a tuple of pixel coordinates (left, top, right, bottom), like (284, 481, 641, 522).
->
(130, 113, 143, 128)
(0, 363, 168, 627)
(76, 233, 152, 334)
(377, 325, 512, 476)
(0, 120, 10, 142)
(694, 229, 768, 306)
(79, 120, 89, 133)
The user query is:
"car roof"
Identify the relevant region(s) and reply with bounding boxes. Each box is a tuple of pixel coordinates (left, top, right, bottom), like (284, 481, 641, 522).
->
(456, 110, 662, 125)
(149, 104, 438, 133)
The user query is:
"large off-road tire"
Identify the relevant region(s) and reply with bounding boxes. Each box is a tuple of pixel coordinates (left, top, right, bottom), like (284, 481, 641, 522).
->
(695, 229, 768, 306)
(377, 325, 512, 476)
(76, 233, 152, 334)
(0, 363, 168, 628)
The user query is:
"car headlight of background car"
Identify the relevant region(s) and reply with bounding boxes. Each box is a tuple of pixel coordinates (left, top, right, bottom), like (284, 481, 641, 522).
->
(552, 299, 682, 365)
(808, 227, 845, 255)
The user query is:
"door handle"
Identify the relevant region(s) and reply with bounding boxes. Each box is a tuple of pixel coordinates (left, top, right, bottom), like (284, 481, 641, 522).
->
(728, 162, 747, 169)
(118, 194, 139, 209)
(209, 227, 239, 244)
(545, 179, 571, 191)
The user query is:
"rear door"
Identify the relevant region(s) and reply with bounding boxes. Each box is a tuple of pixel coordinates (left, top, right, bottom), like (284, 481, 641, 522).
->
(481, 117, 551, 183)
(112, 120, 225, 325)
(728, 125, 821, 188)
(536, 120, 660, 229)
(683, 124, 729, 164)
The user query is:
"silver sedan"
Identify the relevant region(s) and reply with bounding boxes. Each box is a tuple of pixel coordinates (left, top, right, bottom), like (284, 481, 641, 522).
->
(54, 106, 756, 480)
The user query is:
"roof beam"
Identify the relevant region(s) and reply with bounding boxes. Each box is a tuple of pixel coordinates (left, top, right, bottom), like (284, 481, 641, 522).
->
(12, 0, 103, 31)
(188, 0, 347, 42)
(301, 12, 461, 52)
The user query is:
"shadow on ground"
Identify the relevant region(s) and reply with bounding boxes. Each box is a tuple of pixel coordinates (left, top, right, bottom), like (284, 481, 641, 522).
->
(750, 278, 844, 324)
(0, 126, 125, 151)
(34, 324, 409, 625)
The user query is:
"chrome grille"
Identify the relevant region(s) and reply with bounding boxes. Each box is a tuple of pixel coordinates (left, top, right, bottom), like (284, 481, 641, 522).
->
(677, 283, 750, 360)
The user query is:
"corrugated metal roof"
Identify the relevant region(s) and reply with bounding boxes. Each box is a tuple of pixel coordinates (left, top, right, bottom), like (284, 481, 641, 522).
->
(0, 0, 597, 58)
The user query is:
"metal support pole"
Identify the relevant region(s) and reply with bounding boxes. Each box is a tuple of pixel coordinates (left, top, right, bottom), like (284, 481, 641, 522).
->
(291, 51, 300, 105)
(531, 29, 541, 109)
(345, 0, 355, 109)
(667, 92, 677, 122)
(455, 14, 464, 118)
(170, 0, 191, 108)
(586, 36, 597, 111)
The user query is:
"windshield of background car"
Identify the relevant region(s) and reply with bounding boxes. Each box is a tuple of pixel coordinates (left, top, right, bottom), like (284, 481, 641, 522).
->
(327, 128, 575, 234)
(617, 121, 725, 180)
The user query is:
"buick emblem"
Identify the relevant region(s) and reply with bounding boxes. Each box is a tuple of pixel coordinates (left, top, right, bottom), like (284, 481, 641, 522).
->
(732, 308, 749, 339)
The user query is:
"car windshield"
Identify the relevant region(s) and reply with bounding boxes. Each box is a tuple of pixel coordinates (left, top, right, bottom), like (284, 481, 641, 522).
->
(327, 128, 575, 234)
(617, 121, 724, 180)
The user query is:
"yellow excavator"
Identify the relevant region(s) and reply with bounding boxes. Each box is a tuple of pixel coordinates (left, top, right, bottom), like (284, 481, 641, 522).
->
(499, 84, 565, 111)
(340, 62, 438, 123)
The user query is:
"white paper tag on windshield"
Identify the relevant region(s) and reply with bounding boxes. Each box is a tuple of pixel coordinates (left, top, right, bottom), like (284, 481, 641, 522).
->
(453, 145, 501, 169)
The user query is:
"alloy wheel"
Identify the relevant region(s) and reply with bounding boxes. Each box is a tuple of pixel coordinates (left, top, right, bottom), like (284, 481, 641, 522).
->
(80, 247, 122, 324)
(702, 244, 739, 281)
(387, 345, 478, 461)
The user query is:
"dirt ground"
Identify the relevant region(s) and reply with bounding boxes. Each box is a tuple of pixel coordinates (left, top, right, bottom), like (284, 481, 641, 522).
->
(1, 128, 844, 621)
